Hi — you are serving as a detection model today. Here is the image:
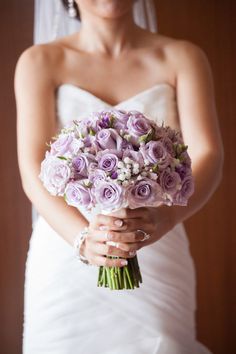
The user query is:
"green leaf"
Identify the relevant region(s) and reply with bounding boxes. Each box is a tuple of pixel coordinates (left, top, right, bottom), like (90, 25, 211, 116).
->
(89, 128, 96, 136)
(138, 129, 154, 144)
(83, 180, 92, 188)
(109, 115, 115, 128)
(152, 164, 159, 173)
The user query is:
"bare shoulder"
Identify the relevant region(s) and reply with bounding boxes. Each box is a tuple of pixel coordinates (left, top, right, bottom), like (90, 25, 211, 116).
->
(161, 36, 212, 78)
(14, 42, 65, 90)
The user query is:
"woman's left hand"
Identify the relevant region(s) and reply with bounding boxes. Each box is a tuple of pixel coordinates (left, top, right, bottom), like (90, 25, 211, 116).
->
(90, 206, 176, 256)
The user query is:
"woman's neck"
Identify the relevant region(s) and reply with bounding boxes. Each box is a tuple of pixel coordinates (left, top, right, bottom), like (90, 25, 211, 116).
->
(76, 10, 141, 57)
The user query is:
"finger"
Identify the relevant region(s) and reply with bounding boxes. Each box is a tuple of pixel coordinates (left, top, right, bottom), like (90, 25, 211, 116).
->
(91, 255, 128, 267)
(107, 231, 146, 243)
(90, 214, 125, 231)
(108, 208, 141, 219)
(93, 243, 136, 258)
(112, 242, 139, 253)
(86, 229, 110, 243)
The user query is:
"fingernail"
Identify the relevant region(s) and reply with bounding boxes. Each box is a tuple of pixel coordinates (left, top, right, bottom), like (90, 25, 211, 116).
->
(121, 260, 128, 266)
(106, 233, 113, 240)
(99, 225, 109, 231)
(114, 219, 123, 227)
(106, 241, 117, 247)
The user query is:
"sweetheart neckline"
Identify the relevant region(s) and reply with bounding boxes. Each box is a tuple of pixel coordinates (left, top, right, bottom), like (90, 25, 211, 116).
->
(56, 82, 176, 108)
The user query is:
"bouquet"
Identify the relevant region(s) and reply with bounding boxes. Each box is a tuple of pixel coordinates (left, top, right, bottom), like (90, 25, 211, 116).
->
(39, 109, 194, 290)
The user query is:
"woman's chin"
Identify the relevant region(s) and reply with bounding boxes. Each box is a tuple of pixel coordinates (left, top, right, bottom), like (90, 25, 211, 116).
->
(84, 0, 134, 20)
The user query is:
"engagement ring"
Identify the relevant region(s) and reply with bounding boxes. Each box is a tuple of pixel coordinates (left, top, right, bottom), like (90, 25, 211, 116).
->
(136, 229, 151, 242)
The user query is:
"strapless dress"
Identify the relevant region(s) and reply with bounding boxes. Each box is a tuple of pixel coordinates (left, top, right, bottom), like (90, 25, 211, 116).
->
(23, 83, 212, 354)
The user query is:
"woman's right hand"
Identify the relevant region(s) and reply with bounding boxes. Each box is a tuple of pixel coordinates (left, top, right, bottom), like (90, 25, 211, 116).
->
(80, 216, 138, 267)
(80, 228, 135, 267)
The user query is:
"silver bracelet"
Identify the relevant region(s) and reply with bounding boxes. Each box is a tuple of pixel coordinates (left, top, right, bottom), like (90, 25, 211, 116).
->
(73, 226, 90, 265)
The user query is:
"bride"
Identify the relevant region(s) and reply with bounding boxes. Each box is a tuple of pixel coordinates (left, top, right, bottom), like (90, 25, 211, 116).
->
(15, 0, 223, 353)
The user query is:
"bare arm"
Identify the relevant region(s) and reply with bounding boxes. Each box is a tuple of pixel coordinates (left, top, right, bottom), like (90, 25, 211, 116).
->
(15, 45, 132, 267)
(15, 45, 88, 246)
(100, 41, 224, 252)
(169, 40, 224, 225)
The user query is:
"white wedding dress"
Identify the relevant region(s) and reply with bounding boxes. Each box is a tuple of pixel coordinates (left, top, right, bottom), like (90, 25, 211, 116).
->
(23, 83, 212, 354)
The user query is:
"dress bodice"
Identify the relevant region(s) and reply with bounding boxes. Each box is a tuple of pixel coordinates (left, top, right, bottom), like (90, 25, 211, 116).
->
(56, 83, 179, 128)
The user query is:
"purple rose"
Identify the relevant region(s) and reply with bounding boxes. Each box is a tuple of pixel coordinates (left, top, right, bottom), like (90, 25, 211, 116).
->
(127, 178, 163, 208)
(154, 126, 166, 140)
(160, 137, 175, 157)
(96, 128, 123, 151)
(141, 141, 166, 163)
(72, 153, 96, 179)
(39, 154, 71, 196)
(97, 111, 115, 129)
(65, 180, 93, 209)
(77, 114, 100, 136)
(112, 109, 130, 131)
(164, 127, 183, 144)
(141, 141, 170, 170)
(127, 114, 152, 139)
(159, 170, 182, 195)
(175, 164, 192, 180)
(89, 169, 107, 187)
(50, 134, 73, 156)
(173, 176, 194, 206)
(50, 134, 82, 157)
(98, 152, 119, 173)
(122, 149, 144, 167)
(94, 181, 124, 211)
(87, 161, 98, 174)
(180, 151, 192, 167)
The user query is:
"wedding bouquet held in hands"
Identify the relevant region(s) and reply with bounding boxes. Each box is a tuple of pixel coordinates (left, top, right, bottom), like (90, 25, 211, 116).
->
(40, 109, 194, 290)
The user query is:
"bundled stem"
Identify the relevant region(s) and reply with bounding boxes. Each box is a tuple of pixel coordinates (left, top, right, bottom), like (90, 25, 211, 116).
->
(97, 255, 142, 290)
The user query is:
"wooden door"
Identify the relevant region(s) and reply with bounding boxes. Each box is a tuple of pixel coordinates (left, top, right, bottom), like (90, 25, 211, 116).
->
(155, 0, 235, 353)
(0, 1, 33, 354)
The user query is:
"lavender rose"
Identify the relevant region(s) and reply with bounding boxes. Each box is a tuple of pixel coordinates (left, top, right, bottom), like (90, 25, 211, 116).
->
(173, 175, 194, 206)
(127, 113, 152, 139)
(96, 128, 123, 151)
(141, 141, 170, 170)
(127, 178, 163, 208)
(112, 109, 130, 131)
(89, 169, 107, 187)
(180, 151, 192, 167)
(50, 134, 82, 157)
(77, 114, 100, 136)
(159, 170, 182, 195)
(122, 149, 144, 167)
(39, 154, 71, 196)
(94, 181, 124, 211)
(175, 164, 192, 180)
(50, 134, 73, 156)
(65, 180, 93, 209)
(160, 137, 175, 157)
(98, 152, 119, 173)
(72, 153, 96, 179)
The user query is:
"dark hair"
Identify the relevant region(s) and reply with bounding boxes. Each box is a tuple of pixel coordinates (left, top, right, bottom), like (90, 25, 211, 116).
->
(61, 0, 80, 20)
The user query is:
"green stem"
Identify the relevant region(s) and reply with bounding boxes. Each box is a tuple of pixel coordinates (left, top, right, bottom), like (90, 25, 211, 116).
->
(97, 266, 103, 287)
(124, 265, 133, 289)
(117, 266, 122, 289)
(97, 255, 142, 290)
(123, 267, 128, 289)
(114, 267, 119, 289)
(106, 266, 112, 289)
